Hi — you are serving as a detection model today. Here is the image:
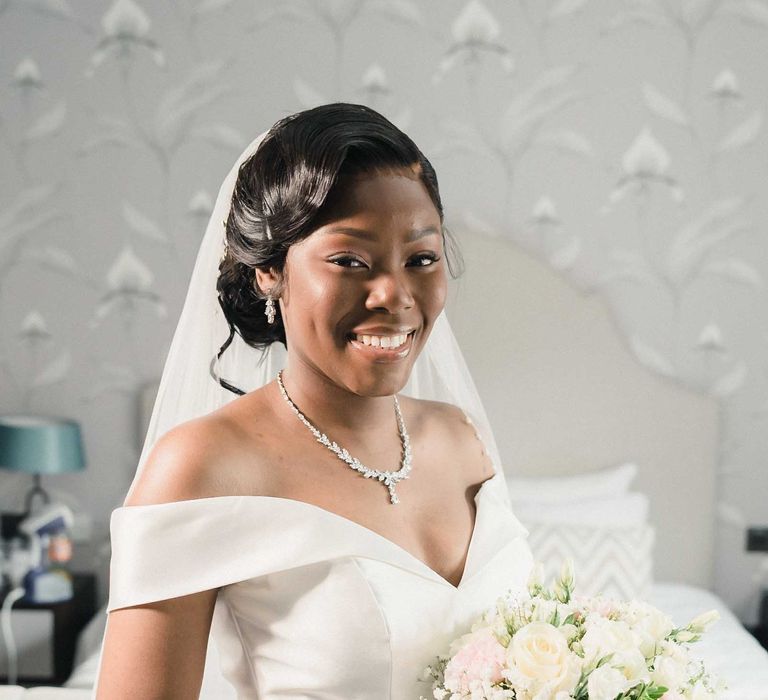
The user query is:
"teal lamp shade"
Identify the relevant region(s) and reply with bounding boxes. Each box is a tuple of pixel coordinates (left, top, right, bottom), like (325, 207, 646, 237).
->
(0, 416, 86, 513)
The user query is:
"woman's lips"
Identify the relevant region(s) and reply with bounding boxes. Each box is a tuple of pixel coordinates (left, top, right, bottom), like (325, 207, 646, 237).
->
(347, 331, 416, 363)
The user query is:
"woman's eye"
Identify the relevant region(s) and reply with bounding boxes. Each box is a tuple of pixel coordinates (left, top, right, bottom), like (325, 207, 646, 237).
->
(408, 253, 441, 267)
(330, 256, 367, 268)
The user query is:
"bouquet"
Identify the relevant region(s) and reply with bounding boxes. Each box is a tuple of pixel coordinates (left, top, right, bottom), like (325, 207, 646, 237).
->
(419, 559, 726, 700)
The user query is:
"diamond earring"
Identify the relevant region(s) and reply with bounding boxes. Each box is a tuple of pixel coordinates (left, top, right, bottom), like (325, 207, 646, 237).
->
(265, 294, 276, 325)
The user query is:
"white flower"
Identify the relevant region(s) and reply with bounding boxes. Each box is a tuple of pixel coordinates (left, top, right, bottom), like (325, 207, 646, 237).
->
(581, 615, 638, 661)
(527, 561, 545, 593)
(612, 647, 650, 686)
(623, 600, 674, 658)
(651, 641, 691, 692)
(587, 665, 632, 700)
(505, 622, 581, 698)
(687, 609, 719, 633)
(529, 598, 577, 633)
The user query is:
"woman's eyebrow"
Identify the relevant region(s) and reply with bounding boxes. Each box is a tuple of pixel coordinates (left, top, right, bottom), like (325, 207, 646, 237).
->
(324, 225, 440, 242)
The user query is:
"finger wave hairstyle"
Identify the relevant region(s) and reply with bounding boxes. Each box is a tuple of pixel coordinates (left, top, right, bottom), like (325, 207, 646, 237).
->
(215, 102, 463, 394)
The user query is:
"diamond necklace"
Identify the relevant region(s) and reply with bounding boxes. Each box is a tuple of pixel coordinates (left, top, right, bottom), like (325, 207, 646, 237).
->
(276, 370, 412, 505)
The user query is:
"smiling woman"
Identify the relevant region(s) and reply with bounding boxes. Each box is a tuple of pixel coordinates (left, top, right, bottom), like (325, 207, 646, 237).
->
(94, 103, 534, 699)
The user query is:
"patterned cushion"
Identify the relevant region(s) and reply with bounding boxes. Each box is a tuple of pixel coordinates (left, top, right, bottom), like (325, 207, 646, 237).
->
(524, 522, 655, 601)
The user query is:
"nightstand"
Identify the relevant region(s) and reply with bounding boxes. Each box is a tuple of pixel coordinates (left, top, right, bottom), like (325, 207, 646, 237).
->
(0, 572, 96, 687)
(747, 589, 768, 651)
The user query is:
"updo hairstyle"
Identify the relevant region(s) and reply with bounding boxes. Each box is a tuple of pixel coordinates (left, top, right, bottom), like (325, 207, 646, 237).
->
(216, 103, 462, 375)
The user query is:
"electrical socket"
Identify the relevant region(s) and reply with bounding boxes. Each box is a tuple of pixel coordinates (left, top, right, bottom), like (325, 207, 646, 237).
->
(746, 527, 768, 553)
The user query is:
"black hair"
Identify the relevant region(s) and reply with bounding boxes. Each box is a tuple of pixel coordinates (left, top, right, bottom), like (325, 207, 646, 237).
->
(214, 102, 462, 395)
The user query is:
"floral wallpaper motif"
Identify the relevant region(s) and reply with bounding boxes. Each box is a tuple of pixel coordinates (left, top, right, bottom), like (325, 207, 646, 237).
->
(0, 0, 766, 623)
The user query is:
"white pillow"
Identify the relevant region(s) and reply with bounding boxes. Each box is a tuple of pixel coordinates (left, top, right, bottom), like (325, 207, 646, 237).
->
(526, 522, 655, 601)
(512, 492, 649, 529)
(507, 462, 637, 504)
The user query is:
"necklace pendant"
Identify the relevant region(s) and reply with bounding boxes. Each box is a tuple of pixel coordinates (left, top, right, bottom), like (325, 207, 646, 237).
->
(276, 370, 411, 505)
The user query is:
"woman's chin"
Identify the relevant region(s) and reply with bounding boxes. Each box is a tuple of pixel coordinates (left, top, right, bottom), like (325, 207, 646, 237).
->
(341, 363, 415, 398)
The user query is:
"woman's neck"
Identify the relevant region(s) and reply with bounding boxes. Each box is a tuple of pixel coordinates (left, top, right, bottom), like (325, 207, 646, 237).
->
(274, 361, 399, 437)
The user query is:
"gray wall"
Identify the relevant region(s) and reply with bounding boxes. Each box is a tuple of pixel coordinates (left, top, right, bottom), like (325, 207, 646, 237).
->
(1, 1, 766, 623)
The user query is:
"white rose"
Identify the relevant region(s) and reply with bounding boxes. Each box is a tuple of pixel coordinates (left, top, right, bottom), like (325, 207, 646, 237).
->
(581, 617, 640, 664)
(587, 665, 632, 700)
(506, 622, 581, 698)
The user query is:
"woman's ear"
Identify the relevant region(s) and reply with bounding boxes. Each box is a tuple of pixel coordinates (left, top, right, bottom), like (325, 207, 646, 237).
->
(254, 267, 281, 295)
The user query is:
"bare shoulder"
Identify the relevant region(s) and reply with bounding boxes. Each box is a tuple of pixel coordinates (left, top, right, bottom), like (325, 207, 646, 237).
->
(124, 400, 267, 506)
(398, 396, 496, 483)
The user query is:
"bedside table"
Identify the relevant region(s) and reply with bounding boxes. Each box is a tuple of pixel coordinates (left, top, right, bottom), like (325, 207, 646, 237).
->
(747, 624, 768, 651)
(0, 572, 96, 687)
(747, 589, 768, 652)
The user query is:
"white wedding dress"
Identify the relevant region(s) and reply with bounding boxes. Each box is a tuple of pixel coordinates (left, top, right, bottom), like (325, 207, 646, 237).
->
(105, 461, 534, 699)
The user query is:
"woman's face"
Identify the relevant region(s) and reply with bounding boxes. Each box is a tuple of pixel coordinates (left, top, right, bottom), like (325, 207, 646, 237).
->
(259, 166, 448, 397)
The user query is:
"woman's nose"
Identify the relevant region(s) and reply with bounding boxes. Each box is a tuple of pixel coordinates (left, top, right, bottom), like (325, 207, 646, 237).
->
(365, 272, 414, 313)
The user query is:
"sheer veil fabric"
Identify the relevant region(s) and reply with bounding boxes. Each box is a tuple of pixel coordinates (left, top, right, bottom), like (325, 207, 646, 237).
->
(97, 125, 515, 697)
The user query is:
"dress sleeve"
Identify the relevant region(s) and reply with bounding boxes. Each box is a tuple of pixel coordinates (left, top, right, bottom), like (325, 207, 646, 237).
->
(108, 499, 233, 611)
(106, 496, 326, 611)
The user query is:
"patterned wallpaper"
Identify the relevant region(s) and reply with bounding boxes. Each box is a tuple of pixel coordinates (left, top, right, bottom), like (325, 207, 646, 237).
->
(0, 0, 766, 623)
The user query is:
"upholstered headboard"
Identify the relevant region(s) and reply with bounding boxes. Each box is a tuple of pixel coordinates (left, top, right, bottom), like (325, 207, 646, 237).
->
(446, 232, 717, 589)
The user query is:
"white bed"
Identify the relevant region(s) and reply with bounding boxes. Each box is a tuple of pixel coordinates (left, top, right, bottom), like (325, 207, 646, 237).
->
(3, 230, 767, 698)
(647, 583, 768, 699)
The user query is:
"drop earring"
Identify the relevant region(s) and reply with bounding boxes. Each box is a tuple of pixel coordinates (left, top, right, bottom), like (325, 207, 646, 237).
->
(265, 294, 276, 325)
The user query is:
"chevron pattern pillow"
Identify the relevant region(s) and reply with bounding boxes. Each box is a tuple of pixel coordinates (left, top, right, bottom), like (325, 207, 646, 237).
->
(525, 523, 655, 601)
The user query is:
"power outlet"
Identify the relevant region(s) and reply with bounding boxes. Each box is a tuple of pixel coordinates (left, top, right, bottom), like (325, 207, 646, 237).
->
(746, 527, 768, 552)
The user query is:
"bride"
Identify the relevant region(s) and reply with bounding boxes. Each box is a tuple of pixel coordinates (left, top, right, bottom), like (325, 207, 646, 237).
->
(94, 102, 534, 698)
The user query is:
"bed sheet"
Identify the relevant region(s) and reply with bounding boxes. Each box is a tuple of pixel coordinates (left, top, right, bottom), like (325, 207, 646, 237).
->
(648, 581, 768, 700)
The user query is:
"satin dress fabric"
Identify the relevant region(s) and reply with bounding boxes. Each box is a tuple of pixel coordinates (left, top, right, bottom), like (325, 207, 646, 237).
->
(105, 464, 534, 699)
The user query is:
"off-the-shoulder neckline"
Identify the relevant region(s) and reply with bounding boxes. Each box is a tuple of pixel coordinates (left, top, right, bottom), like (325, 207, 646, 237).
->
(116, 470, 504, 590)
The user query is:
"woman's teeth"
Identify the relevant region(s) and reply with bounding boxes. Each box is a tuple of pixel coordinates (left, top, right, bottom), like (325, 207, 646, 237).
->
(353, 333, 409, 349)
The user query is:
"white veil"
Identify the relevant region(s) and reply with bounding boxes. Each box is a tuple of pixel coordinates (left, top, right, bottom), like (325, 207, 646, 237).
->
(125, 125, 510, 507)
(103, 119, 512, 697)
